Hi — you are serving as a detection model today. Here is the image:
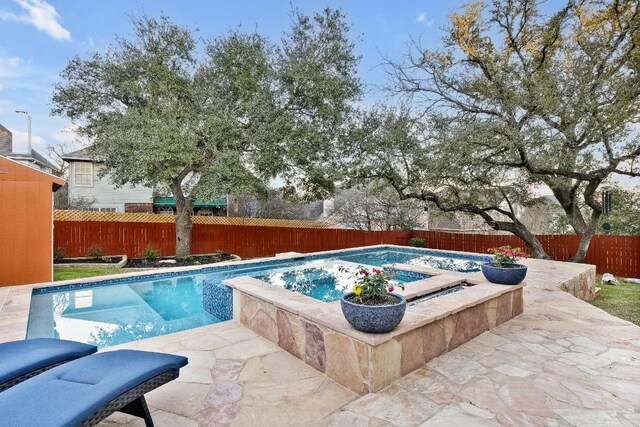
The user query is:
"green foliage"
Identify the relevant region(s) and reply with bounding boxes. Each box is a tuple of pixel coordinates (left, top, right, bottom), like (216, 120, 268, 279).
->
(550, 186, 640, 235)
(339, 266, 404, 303)
(87, 246, 104, 259)
(141, 245, 161, 260)
(52, 9, 362, 257)
(408, 237, 426, 248)
(598, 187, 640, 235)
(53, 247, 65, 262)
(213, 249, 224, 257)
(591, 276, 640, 326)
(487, 246, 527, 266)
(54, 267, 123, 281)
(350, 1, 640, 261)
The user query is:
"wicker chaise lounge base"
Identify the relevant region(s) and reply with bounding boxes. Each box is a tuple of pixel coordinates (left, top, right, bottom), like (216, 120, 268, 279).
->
(0, 349, 188, 427)
(0, 338, 97, 392)
(78, 369, 177, 427)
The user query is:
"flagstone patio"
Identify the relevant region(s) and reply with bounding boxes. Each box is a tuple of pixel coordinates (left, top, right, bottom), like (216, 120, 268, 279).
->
(1, 256, 638, 426)
(93, 258, 640, 426)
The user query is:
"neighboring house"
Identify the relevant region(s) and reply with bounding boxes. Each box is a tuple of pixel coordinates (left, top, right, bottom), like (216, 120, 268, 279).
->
(61, 148, 155, 213)
(61, 148, 226, 214)
(517, 195, 565, 234)
(0, 155, 64, 286)
(428, 211, 492, 233)
(0, 124, 58, 174)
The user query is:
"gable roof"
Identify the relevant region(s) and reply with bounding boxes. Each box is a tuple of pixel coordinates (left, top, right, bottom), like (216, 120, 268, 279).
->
(0, 155, 65, 191)
(7, 149, 59, 172)
(60, 147, 94, 162)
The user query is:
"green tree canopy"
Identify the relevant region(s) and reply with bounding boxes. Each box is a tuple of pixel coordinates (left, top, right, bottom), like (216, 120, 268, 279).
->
(52, 9, 361, 257)
(348, 0, 639, 261)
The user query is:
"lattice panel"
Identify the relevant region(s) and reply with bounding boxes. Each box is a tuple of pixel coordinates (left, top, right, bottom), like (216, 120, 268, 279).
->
(53, 209, 328, 228)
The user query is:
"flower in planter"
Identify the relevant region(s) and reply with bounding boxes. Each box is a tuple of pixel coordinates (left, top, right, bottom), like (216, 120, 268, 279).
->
(339, 266, 405, 304)
(487, 246, 527, 267)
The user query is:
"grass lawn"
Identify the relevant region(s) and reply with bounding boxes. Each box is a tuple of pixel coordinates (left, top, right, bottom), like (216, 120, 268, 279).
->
(591, 275, 640, 326)
(54, 267, 130, 281)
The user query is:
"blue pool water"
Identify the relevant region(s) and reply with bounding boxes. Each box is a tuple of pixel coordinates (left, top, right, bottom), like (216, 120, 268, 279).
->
(27, 246, 481, 347)
(254, 260, 427, 303)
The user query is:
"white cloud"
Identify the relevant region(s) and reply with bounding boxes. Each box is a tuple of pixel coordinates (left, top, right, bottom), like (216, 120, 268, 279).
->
(0, 0, 70, 41)
(0, 55, 23, 78)
(8, 127, 47, 153)
(416, 11, 434, 27)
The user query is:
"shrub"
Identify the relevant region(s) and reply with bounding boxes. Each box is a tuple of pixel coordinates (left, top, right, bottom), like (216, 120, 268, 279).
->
(338, 266, 404, 304)
(87, 245, 104, 259)
(408, 237, 426, 247)
(214, 249, 224, 256)
(486, 246, 527, 266)
(141, 245, 161, 260)
(53, 247, 65, 262)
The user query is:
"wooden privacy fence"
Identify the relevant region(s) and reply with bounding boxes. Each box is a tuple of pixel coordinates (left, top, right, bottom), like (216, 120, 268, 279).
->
(54, 220, 411, 260)
(53, 216, 640, 277)
(412, 231, 640, 277)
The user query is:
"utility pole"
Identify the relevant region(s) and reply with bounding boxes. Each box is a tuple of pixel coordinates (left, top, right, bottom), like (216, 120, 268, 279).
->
(15, 110, 32, 154)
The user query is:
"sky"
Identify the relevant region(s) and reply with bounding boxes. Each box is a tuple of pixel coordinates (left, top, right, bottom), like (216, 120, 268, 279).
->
(0, 0, 474, 157)
(1, 0, 636, 193)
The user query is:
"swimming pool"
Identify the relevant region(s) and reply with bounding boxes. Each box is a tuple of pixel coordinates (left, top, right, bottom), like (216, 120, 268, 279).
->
(27, 246, 482, 347)
(254, 260, 427, 302)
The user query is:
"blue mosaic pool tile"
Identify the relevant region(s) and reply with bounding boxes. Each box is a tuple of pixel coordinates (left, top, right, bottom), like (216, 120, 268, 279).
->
(202, 279, 233, 321)
(34, 245, 482, 295)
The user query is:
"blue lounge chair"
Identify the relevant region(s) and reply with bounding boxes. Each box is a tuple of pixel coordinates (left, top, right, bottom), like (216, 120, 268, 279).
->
(0, 338, 97, 392)
(0, 349, 188, 427)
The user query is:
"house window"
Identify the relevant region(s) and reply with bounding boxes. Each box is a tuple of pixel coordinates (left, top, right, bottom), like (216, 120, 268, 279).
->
(83, 207, 117, 212)
(74, 162, 93, 187)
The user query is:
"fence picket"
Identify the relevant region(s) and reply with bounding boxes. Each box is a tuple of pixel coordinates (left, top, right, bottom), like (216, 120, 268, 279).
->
(53, 221, 640, 278)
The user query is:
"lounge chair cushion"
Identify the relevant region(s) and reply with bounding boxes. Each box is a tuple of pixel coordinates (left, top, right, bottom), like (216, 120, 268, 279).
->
(0, 338, 97, 387)
(0, 349, 188, 427)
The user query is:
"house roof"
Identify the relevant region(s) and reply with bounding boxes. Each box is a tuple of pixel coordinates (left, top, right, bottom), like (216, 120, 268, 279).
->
(0, 155, 65, 191)
(7, 149, 59, 172)
(60, 148, 94, 162)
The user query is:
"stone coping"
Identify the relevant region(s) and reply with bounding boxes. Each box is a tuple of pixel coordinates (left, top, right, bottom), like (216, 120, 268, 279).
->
(0, 243, 592, 345)
(28, 244, 485, 292)
(223, 274, 525, 347)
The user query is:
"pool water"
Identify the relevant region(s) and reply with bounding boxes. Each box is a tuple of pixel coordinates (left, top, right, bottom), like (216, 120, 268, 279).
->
(254, 260, 426, 302)
(27, 246, 481, 347)
(338, 249, 481, 273)
(27, 277, 218, 348)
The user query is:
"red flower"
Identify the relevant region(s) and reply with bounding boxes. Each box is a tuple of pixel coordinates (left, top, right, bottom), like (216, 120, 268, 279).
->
(360, 269, 369, 276)
(388, 286, 395, 293)
(372, 268, 382, 274)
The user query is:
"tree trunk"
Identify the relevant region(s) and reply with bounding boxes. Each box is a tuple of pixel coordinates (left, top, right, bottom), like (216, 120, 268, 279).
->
(495, 221, 550, 259)
(170, 182, 195, 258)
(570, 224, 597, 263)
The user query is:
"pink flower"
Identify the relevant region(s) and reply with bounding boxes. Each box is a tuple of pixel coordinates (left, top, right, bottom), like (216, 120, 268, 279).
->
(372, 268, 381, 274)
(360, 269, 369, 276)
(388, 286, 395, 293)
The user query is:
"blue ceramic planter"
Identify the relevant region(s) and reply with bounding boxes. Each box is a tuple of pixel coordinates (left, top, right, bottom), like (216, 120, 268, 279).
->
(481, 263, 527, 285)
(340, 292, 406, 333)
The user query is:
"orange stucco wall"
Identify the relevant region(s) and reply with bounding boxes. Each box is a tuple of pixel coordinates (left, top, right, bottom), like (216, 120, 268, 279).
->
(0, 157, 64, 286)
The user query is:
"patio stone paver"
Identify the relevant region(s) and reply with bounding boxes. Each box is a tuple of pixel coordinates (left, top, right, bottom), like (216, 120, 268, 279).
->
(98, 320, 358, 427)
(1, 256, 637, 426)
(319, 280, 640, 426)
